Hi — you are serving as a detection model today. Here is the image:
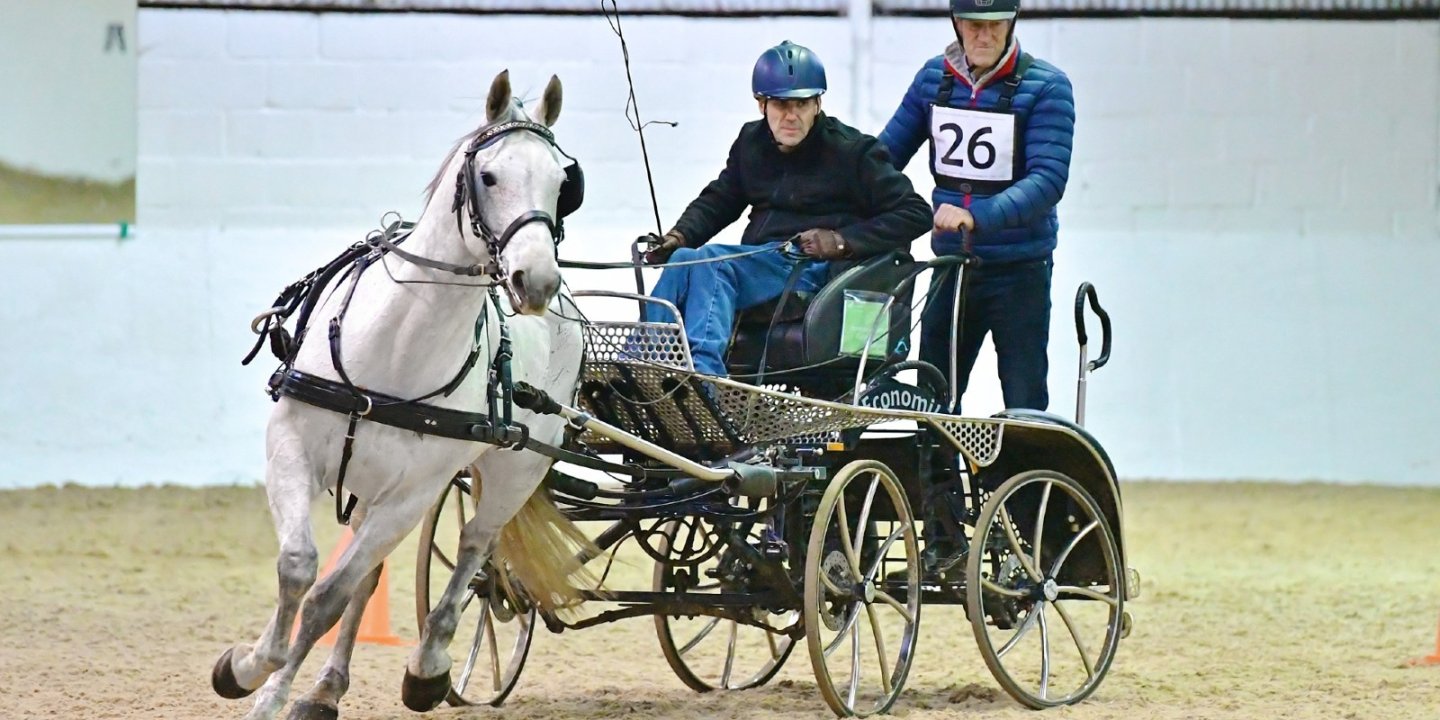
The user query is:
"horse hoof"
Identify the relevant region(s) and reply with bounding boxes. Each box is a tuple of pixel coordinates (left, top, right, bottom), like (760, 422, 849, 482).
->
(211, 646, 255, 700)
(401, 669, 452, 712)
(287, 700, 340, 720)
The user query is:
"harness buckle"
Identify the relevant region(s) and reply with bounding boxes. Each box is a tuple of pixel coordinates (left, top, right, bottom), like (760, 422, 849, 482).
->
(355, 394, 373, 417)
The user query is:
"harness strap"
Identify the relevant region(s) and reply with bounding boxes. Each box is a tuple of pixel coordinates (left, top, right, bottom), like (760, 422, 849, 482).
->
(335, 413, 362, 525)
(273, 369, 528, 446)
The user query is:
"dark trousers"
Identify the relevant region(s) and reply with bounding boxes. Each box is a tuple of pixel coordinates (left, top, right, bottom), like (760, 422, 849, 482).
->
(918, 257, 1053, 414)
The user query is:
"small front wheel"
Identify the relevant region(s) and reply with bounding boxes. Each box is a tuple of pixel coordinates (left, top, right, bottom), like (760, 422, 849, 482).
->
(653, 518, 798, 691)
(803, 460, 921, 717)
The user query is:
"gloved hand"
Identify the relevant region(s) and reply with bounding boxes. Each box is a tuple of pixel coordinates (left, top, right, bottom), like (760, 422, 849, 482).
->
(796, 228, 849, 260)
(641, 230, 686, 265)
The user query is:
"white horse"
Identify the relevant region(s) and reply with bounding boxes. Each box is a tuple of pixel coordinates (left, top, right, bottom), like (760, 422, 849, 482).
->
(212, 70, 589, 720)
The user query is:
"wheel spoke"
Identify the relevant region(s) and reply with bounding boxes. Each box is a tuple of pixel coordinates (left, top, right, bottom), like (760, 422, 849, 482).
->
(853, 474, 880, 563)
(863, 524, 907, 583)
(872, 590, 914, 625)
(456, 596, 486, 694)
(1038, 604, 1052, 700)
(1056, 585, 1119, 606)
(1052, 600, 1096, 679)
(998, 505, 1043, 582)
(486, 606, 501, 692)
(865, 603, 893, 694)
(834, 495, 863, 580)
(995, 604, 1040, 659)
(846, 617, 861, 709)
(453, 486, 468, 536)
(677, 616, 721, 656)
(1047, 519, 1098, 578)
(721, 620, 738, 689)
(823, 605, 860, 658)
(1032, 482, 1052, 572)
(819, 565, 849, 597)
(980, 577, 1029, 599)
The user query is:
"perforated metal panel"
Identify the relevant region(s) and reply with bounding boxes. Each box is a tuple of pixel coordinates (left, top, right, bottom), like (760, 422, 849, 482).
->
(582, 321, 693, 370)
(577, 321, 1004, 461)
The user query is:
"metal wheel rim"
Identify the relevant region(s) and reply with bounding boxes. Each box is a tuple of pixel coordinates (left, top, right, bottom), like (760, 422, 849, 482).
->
(653, 518, 798, 691)
(415, 476, 536, 707)
(803, 459, 922, 717)
(965, 470, 1123, 708)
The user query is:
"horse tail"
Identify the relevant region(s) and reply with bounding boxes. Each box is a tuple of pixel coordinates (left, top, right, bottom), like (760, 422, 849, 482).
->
(474, 465, 606, 616)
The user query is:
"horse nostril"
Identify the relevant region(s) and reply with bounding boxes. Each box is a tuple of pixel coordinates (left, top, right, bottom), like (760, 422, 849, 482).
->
(510, 269, 527, 300)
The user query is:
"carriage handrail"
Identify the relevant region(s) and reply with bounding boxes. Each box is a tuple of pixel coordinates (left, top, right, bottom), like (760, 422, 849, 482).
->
(570, 289, 685, 327)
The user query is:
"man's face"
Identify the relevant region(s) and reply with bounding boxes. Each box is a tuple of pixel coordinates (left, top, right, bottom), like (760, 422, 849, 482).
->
(759, 96, 821, 150)
(955, 18, 1010, 70)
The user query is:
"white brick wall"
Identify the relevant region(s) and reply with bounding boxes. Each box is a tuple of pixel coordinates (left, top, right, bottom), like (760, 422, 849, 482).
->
(1, 10, 1436, 488)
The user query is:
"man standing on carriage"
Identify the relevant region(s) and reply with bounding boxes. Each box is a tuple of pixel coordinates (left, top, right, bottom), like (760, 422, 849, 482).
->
(877, 0, 1074, 415)
(639, 40, 932, 378)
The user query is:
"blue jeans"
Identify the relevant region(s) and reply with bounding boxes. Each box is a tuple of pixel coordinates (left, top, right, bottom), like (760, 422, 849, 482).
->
(919, 257, 1052, 413)
(646, 242, 828, 376)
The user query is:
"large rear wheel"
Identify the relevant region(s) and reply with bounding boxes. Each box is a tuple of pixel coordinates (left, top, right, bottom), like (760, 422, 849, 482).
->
(966, 470, 1124, 708)
(803, 460, 921, 717)
(415, 475, 536, 707)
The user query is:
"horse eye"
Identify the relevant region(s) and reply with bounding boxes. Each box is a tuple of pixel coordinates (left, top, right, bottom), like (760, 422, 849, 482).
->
(480, 171, 497, 187)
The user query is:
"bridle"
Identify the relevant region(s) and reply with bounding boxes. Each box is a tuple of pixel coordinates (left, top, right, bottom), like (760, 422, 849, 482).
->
(367, 119, 574, 280)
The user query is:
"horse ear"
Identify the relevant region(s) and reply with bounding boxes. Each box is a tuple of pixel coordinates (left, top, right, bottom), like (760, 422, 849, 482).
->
(486, 70, 512, 123)
(536, 75, 563, 127)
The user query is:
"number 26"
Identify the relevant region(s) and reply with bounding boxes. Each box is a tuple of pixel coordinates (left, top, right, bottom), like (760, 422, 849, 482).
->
(939, 123, 996, 170)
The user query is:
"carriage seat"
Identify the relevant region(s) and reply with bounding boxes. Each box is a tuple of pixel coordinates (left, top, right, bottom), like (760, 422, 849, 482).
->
(725, 251, 917, 386)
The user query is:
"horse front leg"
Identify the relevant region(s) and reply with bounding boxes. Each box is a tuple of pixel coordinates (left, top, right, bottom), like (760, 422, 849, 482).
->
(402, 506, 497, 711)
(287, 559, 383, 720)
(213, 454, 321, 702)
(404, 457, 545, 712)
(244, 510, 411, 720)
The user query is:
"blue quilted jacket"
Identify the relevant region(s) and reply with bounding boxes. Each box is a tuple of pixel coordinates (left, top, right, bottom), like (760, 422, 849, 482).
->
(878, 45, 1075, 264)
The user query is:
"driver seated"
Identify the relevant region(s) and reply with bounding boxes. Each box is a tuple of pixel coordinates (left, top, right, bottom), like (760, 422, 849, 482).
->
(639, 40, 932, 378)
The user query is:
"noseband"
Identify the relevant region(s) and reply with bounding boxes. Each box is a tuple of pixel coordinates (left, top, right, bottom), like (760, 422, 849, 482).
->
(371, 120, 570, 279)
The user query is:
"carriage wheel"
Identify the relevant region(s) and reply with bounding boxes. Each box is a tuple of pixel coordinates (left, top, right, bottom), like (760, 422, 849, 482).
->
(803, 460, 921, 717)
(966, 470, 1124, 708)
(415, 475, 536, 707)
(653, 517, 798, 691)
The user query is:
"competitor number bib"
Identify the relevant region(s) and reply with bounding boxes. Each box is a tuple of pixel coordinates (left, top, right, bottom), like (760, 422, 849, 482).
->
(930, 105, 1017, 184)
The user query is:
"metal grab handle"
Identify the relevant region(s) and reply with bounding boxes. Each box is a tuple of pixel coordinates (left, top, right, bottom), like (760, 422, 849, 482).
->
(1073, 282, 1112, 372)
(630, 236, 651, 317)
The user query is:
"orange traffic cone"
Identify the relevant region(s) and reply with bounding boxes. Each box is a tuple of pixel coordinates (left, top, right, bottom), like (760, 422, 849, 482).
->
(1406, 612, 1440, 667)
(296, 528, 407, 647)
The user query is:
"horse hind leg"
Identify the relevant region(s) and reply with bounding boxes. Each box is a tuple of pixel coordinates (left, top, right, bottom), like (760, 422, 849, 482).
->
(214, 461, 321, 700)
(286, 560, 383, 720)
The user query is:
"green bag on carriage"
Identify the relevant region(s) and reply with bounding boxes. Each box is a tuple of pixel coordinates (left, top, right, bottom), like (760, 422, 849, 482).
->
(839, 290, 890, 358)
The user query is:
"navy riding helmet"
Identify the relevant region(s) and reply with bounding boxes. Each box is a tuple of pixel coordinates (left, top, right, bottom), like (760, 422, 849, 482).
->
(950, 0, 1020, 19)
(751, 40, 827, 100)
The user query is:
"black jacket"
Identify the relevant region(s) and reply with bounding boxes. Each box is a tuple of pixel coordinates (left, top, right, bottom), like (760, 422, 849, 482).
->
(671, 114, 932, 274)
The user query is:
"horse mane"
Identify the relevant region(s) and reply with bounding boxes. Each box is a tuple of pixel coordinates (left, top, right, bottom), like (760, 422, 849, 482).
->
(421, 99, 528, 208)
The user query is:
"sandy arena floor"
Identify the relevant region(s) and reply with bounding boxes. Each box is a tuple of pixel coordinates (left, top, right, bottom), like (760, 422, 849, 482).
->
(2, 481, 1438, 720)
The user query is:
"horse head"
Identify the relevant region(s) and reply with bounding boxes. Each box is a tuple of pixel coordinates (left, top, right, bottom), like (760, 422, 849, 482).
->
(451, 70, 575, 315)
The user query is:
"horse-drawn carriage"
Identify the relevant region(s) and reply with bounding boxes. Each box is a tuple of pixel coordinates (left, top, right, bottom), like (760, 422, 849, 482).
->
(414, 242, 1133, 716)
(215, 71, 1134, 720)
